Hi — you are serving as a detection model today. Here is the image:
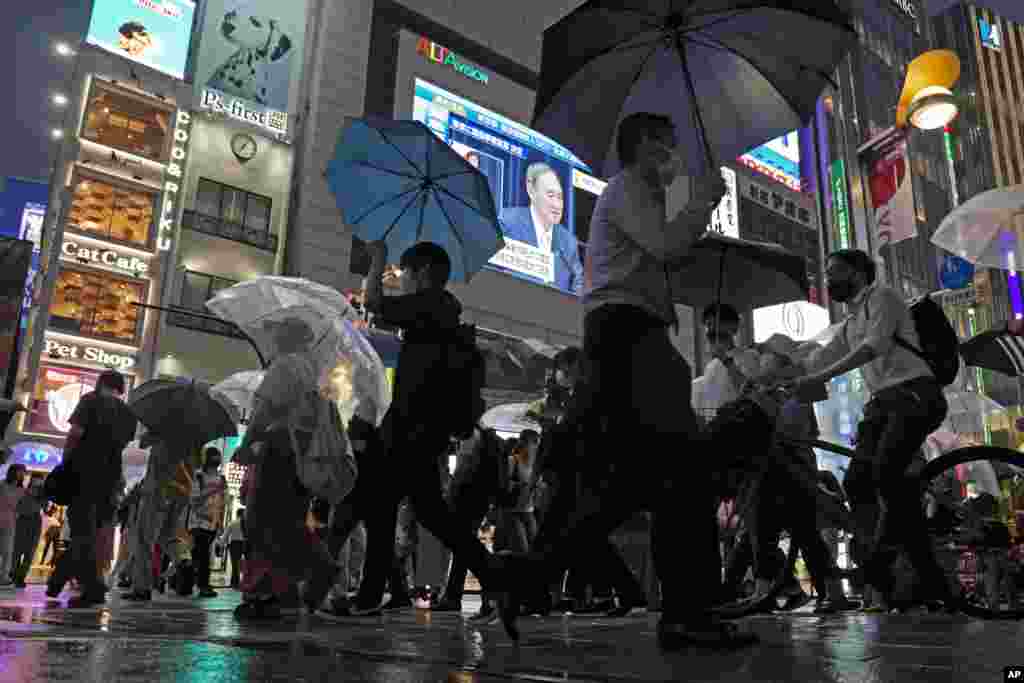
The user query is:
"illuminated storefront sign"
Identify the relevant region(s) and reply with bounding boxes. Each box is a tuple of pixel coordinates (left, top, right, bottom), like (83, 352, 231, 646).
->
(10, 442, 63, 470)
(416, 38, 489, 84)
(753, 301, 831, 343)
(979, 18, 1002, 51)
(830, 159, 851, 250)
(26, 363, 131, 436)
(44, 337, 136, 371)
(709, 167, 739, 238)
(61, 239, 150, 276)
(200, 89, 288, 136)
(160, 110, 192, 251)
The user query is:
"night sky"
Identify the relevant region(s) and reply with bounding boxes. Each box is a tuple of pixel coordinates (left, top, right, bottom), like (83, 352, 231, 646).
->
(4, 1, 91, 183)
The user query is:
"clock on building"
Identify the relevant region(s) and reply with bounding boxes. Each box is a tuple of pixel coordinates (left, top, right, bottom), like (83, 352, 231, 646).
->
(230, 134, 258, 164)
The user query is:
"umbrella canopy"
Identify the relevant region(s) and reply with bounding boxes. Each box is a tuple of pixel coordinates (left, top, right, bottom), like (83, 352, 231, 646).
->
(931, 185, 1024, 270)
(532, 1, 857, 178)
(960, 328, 1024, 377)
(942, 389, 1005, 435)
(670, 232, 808, 311)
(128, 378, 238, 445)
(481, 402, 541, 435)
(212, 371, 265, 420)
(326, 117, 505, 282)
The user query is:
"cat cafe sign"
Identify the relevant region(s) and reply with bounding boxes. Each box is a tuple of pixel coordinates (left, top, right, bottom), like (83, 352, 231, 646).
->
(61, 238, 150, 277)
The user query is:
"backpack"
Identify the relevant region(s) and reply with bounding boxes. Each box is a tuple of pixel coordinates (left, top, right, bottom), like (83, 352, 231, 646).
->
(445, 323, 487, 440)
(893, 294, 960, 386)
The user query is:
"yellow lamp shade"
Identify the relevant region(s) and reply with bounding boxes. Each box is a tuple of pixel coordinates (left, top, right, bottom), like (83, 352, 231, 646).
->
(896, 50, 960, 128)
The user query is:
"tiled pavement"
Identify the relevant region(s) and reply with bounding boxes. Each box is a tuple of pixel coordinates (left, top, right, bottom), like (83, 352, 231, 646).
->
(0, 586, 1018, 682)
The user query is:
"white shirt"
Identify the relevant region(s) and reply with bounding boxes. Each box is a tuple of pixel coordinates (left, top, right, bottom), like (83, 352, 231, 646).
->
(804, 283, 932, 395)
(694, 348, 762, 417)
(585, 170, 714, 323)
(530, 203, 554, 253)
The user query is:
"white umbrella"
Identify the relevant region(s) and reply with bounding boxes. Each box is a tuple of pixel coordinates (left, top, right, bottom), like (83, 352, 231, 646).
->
(481, 402, 540, 435)
(212, 371, 265, 421)
(931, 184, 1024, 269)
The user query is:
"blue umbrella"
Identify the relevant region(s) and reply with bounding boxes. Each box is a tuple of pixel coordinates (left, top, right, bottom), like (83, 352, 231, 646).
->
(326, 117, 505, 283)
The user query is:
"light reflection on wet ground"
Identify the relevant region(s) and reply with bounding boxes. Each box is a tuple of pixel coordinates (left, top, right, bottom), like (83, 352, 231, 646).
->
(0, 587, 1018, 682)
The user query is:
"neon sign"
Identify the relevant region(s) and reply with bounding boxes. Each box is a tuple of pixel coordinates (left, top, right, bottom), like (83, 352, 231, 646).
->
(416, 38, 489, 84)
(160, 110, 192, 251)
(61, 239, 150, 276)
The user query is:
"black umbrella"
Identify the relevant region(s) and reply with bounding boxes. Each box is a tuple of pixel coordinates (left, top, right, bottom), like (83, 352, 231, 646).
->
(670, 232, 808, 312)
(532, 0, 857, 178)
(960, 329, 1024, 377)
(128, 378, 239, 446)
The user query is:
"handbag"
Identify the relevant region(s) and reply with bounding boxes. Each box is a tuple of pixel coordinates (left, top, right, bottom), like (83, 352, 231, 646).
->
(290, 387, 358, 505)
(43, 460, 78, 506)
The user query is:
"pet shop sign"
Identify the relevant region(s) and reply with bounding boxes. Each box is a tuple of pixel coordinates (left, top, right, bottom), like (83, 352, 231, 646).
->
(44, 337, 137, 371)
(200, 89, 288, 136)
(159, 110, 192, 251)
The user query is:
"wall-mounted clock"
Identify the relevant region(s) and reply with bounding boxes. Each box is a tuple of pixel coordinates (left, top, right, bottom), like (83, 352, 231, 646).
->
(230, 133, 258, 164)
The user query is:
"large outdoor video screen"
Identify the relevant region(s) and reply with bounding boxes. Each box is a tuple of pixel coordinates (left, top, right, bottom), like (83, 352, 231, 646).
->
(412, 79, 603, 296)
(86, 0, 197, 80)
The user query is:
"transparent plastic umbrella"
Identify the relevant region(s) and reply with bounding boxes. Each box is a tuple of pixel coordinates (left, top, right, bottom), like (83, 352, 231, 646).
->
(931, 184, 1024, 269)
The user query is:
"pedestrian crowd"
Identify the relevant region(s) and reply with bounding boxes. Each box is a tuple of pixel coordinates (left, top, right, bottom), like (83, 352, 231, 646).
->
(1, 112, 1013, 650)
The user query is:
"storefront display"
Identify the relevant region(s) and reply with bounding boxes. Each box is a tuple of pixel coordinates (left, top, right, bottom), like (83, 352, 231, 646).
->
(24, 362, 135, 437)
(67, 176, 156, 248)
(49, 267, 146, 344)
(80, 81, 173, 162)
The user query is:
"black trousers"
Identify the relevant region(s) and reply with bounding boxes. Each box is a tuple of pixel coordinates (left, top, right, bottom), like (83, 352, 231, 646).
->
(441, 486, 491, 604)
(228, 541, 245, 587)
(191, 529, 216, 589)
(532, 305, 716, 625)
(330, 419, 493, 608)
(48, 494, 105, 596)
(845, 377, 951, 601)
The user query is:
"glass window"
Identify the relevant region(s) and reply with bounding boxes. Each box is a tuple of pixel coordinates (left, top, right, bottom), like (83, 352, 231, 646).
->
(192, 179, 273, 237)
(179, 270, 238, 311)
(50, 268, 145, 344)
(67, 176, 155, 247)
(80, 83, 172, 162)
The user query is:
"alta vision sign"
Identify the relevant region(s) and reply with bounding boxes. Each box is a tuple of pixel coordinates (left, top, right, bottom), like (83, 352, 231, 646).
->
(416, 38, 489, 85)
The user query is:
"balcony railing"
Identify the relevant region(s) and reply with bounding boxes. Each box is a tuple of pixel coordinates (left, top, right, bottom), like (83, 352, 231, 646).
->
(167, 308, 245, 339)
(182, 210, 278, 252)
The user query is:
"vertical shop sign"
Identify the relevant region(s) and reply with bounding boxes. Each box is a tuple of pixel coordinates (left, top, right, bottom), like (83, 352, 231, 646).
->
(859, 127, 916, 253)
(160, 111, 192, 251)
(830, 159, 850, 250)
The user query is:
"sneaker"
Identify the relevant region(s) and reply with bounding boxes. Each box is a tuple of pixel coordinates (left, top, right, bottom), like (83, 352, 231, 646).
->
(316, 597, 383, 620)
(467, 605, 499, 625)
(606, 596, 648, 618)
(234, 597, 282, 620)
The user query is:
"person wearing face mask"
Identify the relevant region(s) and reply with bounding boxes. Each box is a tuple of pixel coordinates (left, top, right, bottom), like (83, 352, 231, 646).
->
(695, 304, 762, 423)
(504, 113, 756, 649)
(188, 448, 227, 598)
(777, 249, 957, 614)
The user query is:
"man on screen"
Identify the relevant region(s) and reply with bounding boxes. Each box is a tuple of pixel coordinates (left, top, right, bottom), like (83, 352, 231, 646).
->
(499, 163, 584, 295)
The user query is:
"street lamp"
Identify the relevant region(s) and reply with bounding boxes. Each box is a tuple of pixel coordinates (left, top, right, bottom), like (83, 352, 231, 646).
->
(51, 129, 63, 140)
(52, 93, 68, 107)
(896, 50, 961, 132)
(908, 86, 958, 131)
(54, 42, 75, 58)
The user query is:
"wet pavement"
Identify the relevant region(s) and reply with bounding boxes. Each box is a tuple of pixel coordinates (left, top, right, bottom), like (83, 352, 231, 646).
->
(0, 586, 1017, 682)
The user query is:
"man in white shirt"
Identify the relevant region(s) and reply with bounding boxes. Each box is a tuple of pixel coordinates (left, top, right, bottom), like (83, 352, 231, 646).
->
(695, 304, 762, 422)
(507, 112, 757, 650)
(783, 249, 956, 612)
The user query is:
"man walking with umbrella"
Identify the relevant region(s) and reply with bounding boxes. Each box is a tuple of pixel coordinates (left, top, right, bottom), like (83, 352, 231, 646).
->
(506, 112, 757, 649)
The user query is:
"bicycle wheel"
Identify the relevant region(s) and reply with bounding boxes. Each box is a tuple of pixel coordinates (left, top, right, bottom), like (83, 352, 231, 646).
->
(919, 446, 1024, 621)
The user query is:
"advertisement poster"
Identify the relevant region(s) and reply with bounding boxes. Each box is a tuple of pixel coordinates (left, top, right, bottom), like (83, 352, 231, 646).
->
(859, 127, 917, 253)
(738, 130, 802, 192)
(0, 238, 32, 398)
(86, 0, 197, 80)
(25, 363, 136, 436)
(193, 0, 308, 136)
(411, 79, 602, 296)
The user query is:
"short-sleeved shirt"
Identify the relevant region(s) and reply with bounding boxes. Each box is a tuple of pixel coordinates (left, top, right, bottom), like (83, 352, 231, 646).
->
(695, 348, 762, 416)
(377, 289, 462, 427)
(69, 392, 138, 492)
(805, 284, 931, 395)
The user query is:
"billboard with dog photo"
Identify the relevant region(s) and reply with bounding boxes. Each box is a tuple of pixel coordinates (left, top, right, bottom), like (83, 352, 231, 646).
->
(86, 0, 198, 80)
(193, 0, 308, 138)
